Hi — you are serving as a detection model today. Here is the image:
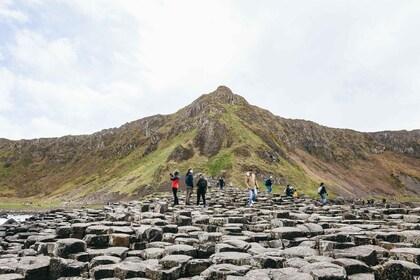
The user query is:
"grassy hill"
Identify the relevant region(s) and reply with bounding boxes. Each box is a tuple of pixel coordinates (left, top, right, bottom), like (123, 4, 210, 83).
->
(0, 86, 419, 206)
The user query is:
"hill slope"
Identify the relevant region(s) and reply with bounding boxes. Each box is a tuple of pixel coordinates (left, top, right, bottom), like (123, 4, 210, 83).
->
(0, 86, 419, 203)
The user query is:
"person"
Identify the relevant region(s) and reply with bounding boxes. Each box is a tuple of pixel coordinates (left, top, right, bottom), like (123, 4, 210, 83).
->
(264, 176, 273, 194)
(170, 170, 180, 206)
(318, 182, 328, 204)
(293, 188, 298, 199)
(196, 174, 207, 207)
(185, 167, 194, 205)
(219, 177, 225, 190)
(246, 169, 259, 206)
(284, 184, 294, 198)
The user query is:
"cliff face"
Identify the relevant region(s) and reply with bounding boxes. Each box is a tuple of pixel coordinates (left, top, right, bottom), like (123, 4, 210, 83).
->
(0, 86, 419, 201)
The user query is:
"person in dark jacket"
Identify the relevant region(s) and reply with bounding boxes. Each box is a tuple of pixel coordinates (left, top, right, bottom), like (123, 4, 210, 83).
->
(185, 167, 194, 205)
(284, 184, 294, 198)
(318, 182, 328, 204)
(264, 176, 273, 194)
(219, 177, 225, 190)
(170, 170, 180, 206)
(196, 174, 207, 207)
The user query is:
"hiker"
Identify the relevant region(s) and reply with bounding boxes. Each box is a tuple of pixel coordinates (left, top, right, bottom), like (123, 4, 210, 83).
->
(246, 169, 259, 206)
(185, 167, 194, 205)
(196, 174, 207, 207)
(219, 177, 225, 190)
(284, 184, 294, 198)
(170, 170, 180, 206)
(293, 188, 298, 199)
(264, 176, 273, 194)
(318, 182, 328, 204)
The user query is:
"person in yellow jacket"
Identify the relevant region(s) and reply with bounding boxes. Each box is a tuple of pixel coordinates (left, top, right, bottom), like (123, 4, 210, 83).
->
(293, 189, 298, 199)
(246, 169, 259, 206)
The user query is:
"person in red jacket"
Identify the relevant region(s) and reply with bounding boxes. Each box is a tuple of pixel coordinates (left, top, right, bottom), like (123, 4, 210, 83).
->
(170, 169, 180, 206)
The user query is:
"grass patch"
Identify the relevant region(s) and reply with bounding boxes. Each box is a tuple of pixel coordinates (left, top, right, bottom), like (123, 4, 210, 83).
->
(208, 153, 232, 177)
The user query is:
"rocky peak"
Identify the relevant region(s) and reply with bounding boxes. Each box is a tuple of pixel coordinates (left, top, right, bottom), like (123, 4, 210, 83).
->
(206, 85, 247, 105)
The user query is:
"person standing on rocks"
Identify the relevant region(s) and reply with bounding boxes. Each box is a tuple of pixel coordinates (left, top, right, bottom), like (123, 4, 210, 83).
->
(185, 167, 194, 205)
(196, 173, 207, 207)
(318, 182, 328, 204)
(170, 170, 180, 206)
(219, 177, 225, 190)
(264, 176, 273, 194)
(246, 169, 259, 206)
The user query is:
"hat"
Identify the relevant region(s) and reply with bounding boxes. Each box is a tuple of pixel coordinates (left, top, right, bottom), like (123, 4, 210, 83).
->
(269, 176, 273, 179)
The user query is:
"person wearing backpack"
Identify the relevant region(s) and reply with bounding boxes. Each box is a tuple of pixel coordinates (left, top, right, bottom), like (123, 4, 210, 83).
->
(318, 182, 328, 204)
(185, 167, 194, 205)
(264, 176, 273, 194)
(170, 170, 180, 206)
(196, 174, 207, 207)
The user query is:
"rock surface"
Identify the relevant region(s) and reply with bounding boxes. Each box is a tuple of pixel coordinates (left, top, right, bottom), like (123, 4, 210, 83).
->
(0, 187, 419, 279)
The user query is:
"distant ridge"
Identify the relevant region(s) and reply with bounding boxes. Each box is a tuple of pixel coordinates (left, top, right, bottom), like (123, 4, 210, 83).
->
(0, 86, 419, 203)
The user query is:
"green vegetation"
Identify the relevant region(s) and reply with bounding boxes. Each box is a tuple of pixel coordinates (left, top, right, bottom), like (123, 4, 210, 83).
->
(208, 153, 232, 177)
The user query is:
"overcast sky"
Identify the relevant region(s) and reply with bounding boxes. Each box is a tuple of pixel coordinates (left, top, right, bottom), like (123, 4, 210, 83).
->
(1, 0, 419, 140)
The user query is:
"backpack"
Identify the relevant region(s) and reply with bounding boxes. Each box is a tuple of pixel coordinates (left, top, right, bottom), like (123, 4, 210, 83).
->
(264, 178, 269, 186)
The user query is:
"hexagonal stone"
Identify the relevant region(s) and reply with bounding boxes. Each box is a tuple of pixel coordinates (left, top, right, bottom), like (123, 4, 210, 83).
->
(16, 256, 51, 280)
(390, 247, 420, 264)
(282, 246, 319, 258)
(109, 234, 131, 247)
(114, 262, 148, 279)
(159, 254, 193, 268)
(89, 256, 121, 269)
(332, 258, 371, 275)
(348, 273, 374, 280)
(89, 264, 119, 279)
(165, 244, 197, 258)
(141, 248, 166, 260)
(210, 252, 252, 266)
(271, 227, 305, 240)
(333, 246, 378, 266)
(301, 262, 347, 280)
(201, 264, 251, 279)
(49, 257, 87, 279)
(379, 260, 420, 280)
(186, 259, 211, 276)
(0, 274, 25, 280)
(54, 238, 87, 258)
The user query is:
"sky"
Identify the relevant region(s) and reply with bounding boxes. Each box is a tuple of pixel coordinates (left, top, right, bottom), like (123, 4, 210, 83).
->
(0, 0, 419, 140)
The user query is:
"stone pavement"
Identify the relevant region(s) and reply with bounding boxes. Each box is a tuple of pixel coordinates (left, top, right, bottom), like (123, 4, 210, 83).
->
(1, 187, 420, 280)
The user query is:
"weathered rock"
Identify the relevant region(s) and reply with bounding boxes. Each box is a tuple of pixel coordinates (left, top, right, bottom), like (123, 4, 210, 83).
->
(201, 263, 251, 279)
(54, 239, 87, 258)
(377, 260, 420, 280)
(333, 245, 378, 266)
(210, 252, 252, 266)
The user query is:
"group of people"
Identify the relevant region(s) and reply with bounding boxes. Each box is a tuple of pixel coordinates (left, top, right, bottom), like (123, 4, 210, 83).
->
(170, 167, 329, 207)
(170, 168, 226, 207)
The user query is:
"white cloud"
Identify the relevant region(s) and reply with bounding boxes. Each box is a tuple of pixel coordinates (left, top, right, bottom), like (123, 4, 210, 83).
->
(0, 68, 15, 112)
(0, 0, 419, 140)
(8, 30, 78, 79)
(0, 0, 28, 23)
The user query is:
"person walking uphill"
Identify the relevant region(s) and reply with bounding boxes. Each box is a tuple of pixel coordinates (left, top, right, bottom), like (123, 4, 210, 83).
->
(196, 174, 207, 207)
(264, 176, 273, 194)
(246, 169, 259, 206)
(170, 170, 180, 206)
(185, 167, 194, 205)
(318, 182, 328, 205)
(219, 177, 225, 190)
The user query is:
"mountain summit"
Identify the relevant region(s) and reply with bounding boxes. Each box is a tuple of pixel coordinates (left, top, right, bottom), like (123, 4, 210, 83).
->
(0, 87, 419, 203)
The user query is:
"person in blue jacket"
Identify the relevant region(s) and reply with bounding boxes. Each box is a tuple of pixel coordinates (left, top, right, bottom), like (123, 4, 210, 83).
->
(185, 167, 194, 205)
